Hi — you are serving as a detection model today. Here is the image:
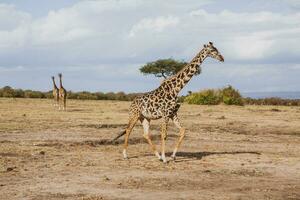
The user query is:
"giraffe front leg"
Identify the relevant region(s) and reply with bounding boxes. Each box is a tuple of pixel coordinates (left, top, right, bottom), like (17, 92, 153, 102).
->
(56, 96, 59, 107)
(57, 98, 59, 107)
(63, 97, 67, 111)
(142, 119, 161, 160)
(58, 100, 60, 110)
(171, 115, 186, 160)
(160, 118, 169, 163)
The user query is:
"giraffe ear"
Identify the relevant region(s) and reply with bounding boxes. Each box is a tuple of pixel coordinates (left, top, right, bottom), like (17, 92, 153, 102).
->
(209, 41, 213, 46)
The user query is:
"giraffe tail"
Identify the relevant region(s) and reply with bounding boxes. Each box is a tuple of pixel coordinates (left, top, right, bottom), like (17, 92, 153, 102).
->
(111, 130, 126, 142)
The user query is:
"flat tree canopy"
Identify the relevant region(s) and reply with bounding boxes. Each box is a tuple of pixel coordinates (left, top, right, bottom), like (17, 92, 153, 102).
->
(140, 58, 195, 79)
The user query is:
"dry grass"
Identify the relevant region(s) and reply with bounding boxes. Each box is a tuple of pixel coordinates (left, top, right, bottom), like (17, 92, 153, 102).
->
(1, 98, 300, 200)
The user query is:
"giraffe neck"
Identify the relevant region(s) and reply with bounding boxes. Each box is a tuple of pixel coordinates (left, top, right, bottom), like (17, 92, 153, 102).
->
(59, 76, 63, 88)
(161, 48, 208, 96)
(52, 79, 58, 89)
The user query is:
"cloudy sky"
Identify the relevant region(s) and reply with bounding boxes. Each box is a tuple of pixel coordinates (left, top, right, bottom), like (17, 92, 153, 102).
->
(0, 0, 300, 94)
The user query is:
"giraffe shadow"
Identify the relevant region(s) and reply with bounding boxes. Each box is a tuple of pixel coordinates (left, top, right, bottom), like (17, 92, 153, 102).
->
(67, 109, 87, 112)
(164, 151, 261, 162)
(71, 134, 178, 147)
(78, 123, 177, 132)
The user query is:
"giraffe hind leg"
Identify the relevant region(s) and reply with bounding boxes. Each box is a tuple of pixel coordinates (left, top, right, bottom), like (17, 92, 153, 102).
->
(57, 96, 59, 107)
(123, 115, 139, 159)
(59, 98, 62, 110)
(58, 98, 61, 110)
(63, 96, 67, 111)
(55, 95, 59, 107)
(142, 118, 161, 160)
(59, 95, 64, 111)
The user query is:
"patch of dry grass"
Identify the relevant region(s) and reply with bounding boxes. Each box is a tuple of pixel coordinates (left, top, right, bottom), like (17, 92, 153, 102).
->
(1, 98, 300, 200)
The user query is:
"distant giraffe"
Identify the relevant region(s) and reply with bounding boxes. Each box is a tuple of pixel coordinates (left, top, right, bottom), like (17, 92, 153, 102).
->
(58, 73, 67, 111)
(51, 76, 59, 107)
(112, 42, 224, 163)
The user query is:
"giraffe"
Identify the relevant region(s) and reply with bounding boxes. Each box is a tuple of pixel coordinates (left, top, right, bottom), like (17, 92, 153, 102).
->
(113, 42, 224, 163)
(51, 76, 59, 107)
(58, 73, 67, 111)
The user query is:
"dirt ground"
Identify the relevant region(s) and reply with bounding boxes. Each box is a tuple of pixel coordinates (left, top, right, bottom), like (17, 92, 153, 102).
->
(0, 98, 300, 200)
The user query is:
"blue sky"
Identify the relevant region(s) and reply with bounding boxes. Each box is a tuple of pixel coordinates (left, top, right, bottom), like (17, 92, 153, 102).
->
(0, 0, 300, 93)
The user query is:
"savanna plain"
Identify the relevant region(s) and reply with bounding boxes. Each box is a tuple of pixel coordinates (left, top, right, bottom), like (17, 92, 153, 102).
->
(0, 98, 300, 200)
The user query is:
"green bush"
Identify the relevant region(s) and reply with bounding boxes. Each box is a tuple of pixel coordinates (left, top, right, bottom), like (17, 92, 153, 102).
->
(76, 91, 96, 100)
(184, 86, 244, 106)
(14, 89, 25, 98)
(220, 85, 244, 106)
(24, 90, 46, 98)
(184, 89, 221, 105)
(44, 91, 54, 99)
(0, 86, 15, 97)
(94, 92, 107, 100)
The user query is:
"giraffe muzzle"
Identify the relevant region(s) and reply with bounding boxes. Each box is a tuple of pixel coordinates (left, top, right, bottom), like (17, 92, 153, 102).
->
(218, 55, 224, 62)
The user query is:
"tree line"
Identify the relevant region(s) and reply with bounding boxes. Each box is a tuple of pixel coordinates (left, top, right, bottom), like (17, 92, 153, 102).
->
(0, 86, 141, 101)
(1, 85, 300, 106)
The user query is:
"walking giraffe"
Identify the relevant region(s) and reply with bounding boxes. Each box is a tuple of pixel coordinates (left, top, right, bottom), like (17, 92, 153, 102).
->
(58, 73, 67, 111)
(113, 42, 224, 163)
(51, 76, 59, 107)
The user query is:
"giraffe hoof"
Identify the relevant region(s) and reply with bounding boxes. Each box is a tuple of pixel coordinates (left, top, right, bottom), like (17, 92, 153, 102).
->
(155, 152, 161, 160)
(123, 149, 129, 159)
(123, 154, 129, 159)
(158, 155, 164, 161)
(159, 158, 167, 163)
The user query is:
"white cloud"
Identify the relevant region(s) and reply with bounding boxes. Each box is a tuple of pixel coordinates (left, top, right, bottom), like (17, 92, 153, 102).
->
(0, 4, 31, 50)
(0, 4, 31, 30)
(184, 9, 300, 61)
(0, 2, 299, 62)
(0, 1, 300, 92)
(129, 16, 179, 37)
(230, 35, 274, 60)
(284, 0, 300, 9)
(0, 65, 24, 72)
(31, 10, 95, 45)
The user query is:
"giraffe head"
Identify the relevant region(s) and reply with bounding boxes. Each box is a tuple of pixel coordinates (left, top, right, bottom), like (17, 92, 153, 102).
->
(204, 42, 224, 62)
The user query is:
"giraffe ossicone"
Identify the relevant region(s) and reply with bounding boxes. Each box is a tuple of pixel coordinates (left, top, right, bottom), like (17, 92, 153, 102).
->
(117, 42, 224, 163)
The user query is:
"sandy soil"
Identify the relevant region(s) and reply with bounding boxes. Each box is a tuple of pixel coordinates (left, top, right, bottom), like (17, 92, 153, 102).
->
(0, 98, 300, 200)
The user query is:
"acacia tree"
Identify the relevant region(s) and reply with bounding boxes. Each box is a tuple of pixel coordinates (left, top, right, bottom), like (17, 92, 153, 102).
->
(139, 58, 193, 79)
